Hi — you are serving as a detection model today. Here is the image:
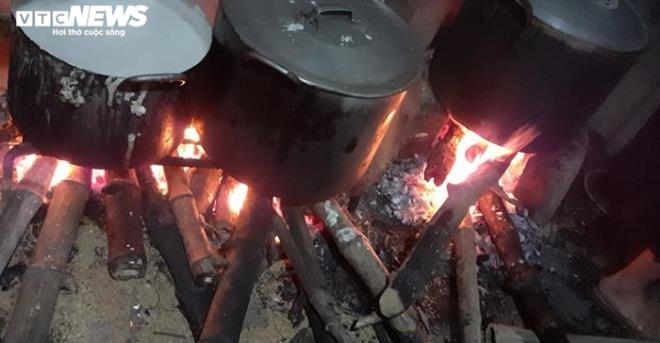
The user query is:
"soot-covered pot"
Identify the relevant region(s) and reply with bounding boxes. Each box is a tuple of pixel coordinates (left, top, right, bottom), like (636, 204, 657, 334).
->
(196, 0, 420, 204)
(8, 0, 213, 169)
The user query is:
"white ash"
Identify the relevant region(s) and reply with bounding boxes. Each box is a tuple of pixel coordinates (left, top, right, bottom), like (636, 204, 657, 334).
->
(370, 158, 435, 226)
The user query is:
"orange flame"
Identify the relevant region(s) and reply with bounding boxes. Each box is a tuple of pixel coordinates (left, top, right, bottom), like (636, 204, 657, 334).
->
(421, 123, 537, 217)
(227, 182, 248, 215)
(150, 165, 169, 195)
(177, 126, 206, 160)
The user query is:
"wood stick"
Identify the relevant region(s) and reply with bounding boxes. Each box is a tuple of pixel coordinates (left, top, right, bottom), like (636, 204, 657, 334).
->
(103, 170, 147, 280)
(378, 159, 511, 319)
(486, 324, 654, 343)
(312, 199, 423, 342)
(137, 167, 213, 340)
(4, 166, 90, 342)
(0, 156, 58, 275)
(272, 209, 353, 343)
(199, 192, 272, 343)
(189, 168, 222, 216)
(165, 166, 224, 286)
(455, 225, 481, 343)
(478, 192, 568, 342)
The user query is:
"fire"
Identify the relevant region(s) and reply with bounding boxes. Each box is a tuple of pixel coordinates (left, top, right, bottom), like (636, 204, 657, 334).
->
(420, 123, 538, 218)
(50, 160, 72, 188)
(14, 154, 38, 183)
(150, 165, 168, 195)
(177, 126, 206, 160)
(227, 182, 248, 215)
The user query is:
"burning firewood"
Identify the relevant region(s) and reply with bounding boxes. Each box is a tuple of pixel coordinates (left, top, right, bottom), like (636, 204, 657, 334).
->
(424, 121, 463, 186)
(103, 170, 147, 280)
(478, 191, 568, 342)
(272, 207, 353, 343)
(4, 166, 90, 342)
(137, 167, 213, 340)
(312, 199, 424, 342)
(200, 192, 273, 343)
(0, 156, 58, 276)
(377, 158, 512, 320)
(189, 168, 222, 216)
(165, 166, 226, 286)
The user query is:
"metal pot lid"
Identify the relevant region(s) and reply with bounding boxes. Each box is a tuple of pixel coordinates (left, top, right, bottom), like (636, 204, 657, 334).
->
(222, 0, 419, 98)
(528, 0, 648, 52)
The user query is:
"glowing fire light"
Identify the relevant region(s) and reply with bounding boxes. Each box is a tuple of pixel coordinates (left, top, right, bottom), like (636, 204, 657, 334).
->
(50, 160, 72, 188)
(420, 123, 538, 217)
(14, 154, 38, 183)
(177, 126, 206, 160)
(228, 182, 249, 215)
(150, 165, 168, 195)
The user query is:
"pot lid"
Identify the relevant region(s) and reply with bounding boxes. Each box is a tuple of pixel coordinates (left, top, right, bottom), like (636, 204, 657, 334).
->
(528, 0, 648, 52)
(221, 0, 419, 98)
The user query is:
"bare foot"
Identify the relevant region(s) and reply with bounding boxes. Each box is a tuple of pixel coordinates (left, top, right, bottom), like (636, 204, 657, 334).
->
(598, 275, 660, 339)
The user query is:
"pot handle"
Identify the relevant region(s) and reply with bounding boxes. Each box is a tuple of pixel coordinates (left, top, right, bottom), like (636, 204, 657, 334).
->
(245, 51, 302, 85)
(117, 73, 188, 90)
(311, 5, 353, 21)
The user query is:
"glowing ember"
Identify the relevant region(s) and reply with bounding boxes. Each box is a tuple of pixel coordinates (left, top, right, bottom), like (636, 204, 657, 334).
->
(274, 236, 281, 245)
(150, 165, 169, 195)
(14, 154, 38, 183)
(272, 197, 284, 218)
(50, 160, 72, 188)
(227, 182, 248, 215)
(177, 126, 206, 160)
(91, 169, 107, 193)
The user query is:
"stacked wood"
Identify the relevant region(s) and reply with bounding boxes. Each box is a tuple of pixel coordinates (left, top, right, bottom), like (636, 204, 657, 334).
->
(103, 170, 147, 280)
(137, 167, 213, 339)
(478, 191, 568, 342)
(0, 156, 58, 275)
(200, 192, 273, 343)
(4, 166, 90, 342)
(165, 166, 225, 286)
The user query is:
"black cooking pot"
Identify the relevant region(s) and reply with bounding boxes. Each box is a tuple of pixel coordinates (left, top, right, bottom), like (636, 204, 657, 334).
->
(429, 0, 647, 152)
(8, 0, 213, 169)
(195, 0, 419, 203)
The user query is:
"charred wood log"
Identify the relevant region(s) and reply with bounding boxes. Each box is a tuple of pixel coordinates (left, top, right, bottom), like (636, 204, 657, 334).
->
(137, 167, 213, 340)
(199, 193, 273, 343)
(425, 121, 462, 185)
(378, 159, 511, 319)
(4, 166, 90, 343)
(478, 191, 568, 343)
(455, 225, 482, 343)
(273, 209, 353, 343)
(103, 170, 147, 280)
(312, 199, 423, 342)
(189, 168, 222, 217)
(0, 156, 58, 276)
(165, 166, 225, 286)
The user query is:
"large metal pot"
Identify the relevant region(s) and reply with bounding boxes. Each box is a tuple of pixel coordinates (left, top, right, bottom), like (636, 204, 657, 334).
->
(196, 0, 419, 203)
(8, 0, 213, 169)
(429, 0, 648, 152)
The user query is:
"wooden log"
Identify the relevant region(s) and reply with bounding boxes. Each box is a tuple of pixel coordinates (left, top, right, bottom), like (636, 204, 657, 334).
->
(137, 167, 213, 340)
(199, 192, 273, 343)
(4, 166, 90, 342)
(0, 156, 58, 276)
(312, 199, 423, 342)
(478, 192, 568, 342)
(272, 209, 353, 343)
(165, 166, 224, 286)
(486, 324, 655, 343)
(189, 168, 222, 217)
(213, 175, 243, 230)
(378, 159, 511, 319)
(455, 225, 482, 343)
(103, 170, 147, 280)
